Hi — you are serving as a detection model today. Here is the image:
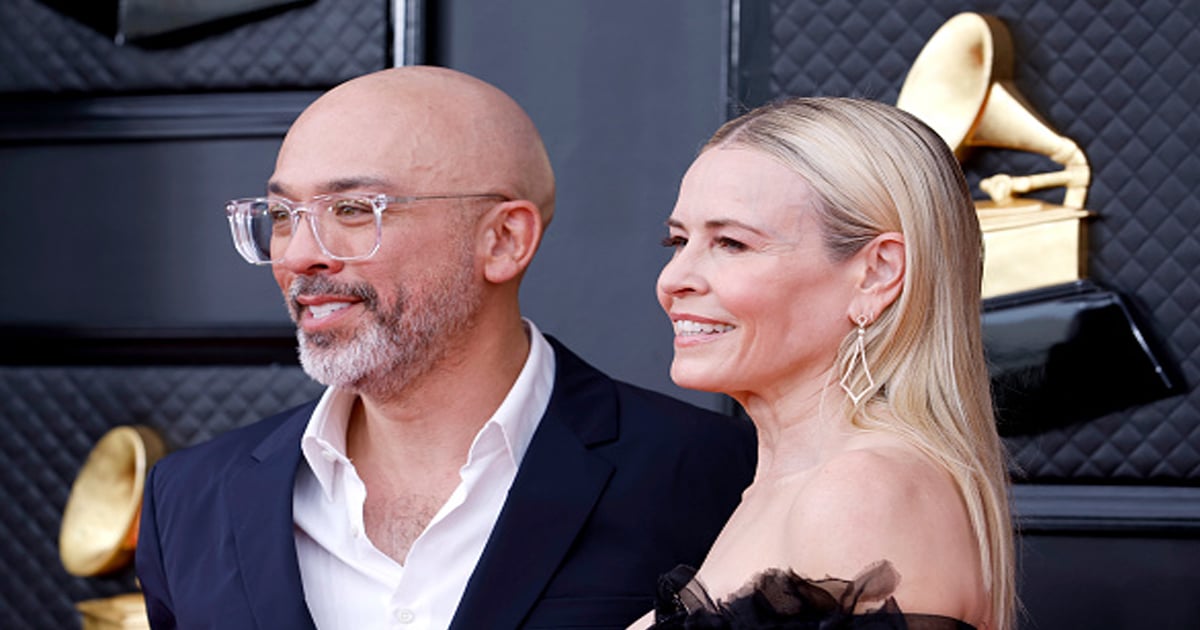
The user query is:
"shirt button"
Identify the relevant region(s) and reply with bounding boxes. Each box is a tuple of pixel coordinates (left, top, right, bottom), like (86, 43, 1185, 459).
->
(321, 448, 338, 462)
(395, 609, 415, 624)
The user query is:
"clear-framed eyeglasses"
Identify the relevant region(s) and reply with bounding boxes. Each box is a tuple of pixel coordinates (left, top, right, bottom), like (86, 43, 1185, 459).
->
(224, 192, 508, 265)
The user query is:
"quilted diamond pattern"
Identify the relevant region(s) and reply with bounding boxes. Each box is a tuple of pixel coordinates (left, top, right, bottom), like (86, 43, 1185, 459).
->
(0, 366, 324, 628)
(0, 0, 387, 93)
(759, 0, 1199, 481)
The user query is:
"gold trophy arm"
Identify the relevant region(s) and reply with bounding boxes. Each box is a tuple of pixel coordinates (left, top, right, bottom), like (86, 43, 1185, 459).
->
(973, 82, 1092, 209)
(980, 162, 1091, 207)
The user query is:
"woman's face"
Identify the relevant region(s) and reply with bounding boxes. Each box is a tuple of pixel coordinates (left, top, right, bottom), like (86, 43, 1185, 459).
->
(657, 147, 860, 400)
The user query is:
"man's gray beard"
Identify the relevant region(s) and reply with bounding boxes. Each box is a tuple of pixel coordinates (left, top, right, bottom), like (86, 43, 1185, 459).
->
(290, 264, 479, 399)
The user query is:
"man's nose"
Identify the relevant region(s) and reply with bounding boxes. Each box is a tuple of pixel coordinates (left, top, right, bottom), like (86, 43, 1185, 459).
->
(275, 212, 343, 274)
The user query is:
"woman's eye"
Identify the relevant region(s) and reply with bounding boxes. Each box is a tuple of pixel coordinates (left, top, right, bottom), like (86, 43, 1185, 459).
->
(661, 235, 687, 249)
(716, 236, 747, 252)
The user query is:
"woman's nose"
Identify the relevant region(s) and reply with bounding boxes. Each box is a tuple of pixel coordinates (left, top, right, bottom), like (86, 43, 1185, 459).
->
(657, 247, 706, 300)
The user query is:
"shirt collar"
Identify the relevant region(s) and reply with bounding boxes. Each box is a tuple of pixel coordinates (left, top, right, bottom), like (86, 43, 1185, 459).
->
(299, 386, 357, 499)
(484, 318, 555, 468)
(299, 318, 556, 501)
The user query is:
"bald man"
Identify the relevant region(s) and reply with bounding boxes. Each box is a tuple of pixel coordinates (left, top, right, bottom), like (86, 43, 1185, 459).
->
(135, 67, 755, 630)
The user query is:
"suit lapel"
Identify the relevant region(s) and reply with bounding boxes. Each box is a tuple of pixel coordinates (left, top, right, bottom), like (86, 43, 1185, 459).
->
(449, 339, 618, 630)
(226, 405, 317, 630)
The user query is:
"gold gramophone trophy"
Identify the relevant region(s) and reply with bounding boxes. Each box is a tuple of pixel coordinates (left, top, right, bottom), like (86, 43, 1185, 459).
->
(893, 12, 1176, 433)
(896, 11, 1092, 299)
(59, 425, 165, 630)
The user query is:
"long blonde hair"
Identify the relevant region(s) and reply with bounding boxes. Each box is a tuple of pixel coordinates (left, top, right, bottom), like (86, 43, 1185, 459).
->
(705, 97, 1014, 630)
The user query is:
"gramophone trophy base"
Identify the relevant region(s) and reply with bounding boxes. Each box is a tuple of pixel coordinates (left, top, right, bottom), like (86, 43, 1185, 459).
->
(983, 280, 1176, 435)
(978, 199, 1090, 298)
(75, 592, 150, 630)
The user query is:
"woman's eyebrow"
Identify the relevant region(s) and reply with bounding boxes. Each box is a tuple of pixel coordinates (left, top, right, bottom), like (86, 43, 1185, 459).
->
(666, 217, 767, 233)
(703, 218, 771, 237)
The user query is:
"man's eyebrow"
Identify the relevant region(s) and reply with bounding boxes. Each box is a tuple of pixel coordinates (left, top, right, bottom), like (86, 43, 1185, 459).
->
(323, 177, 392, 193)
(266, 177, 393, 197)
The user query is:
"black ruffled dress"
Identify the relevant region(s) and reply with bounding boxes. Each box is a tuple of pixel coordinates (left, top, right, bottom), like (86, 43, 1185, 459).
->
(650, 561, 977, 630)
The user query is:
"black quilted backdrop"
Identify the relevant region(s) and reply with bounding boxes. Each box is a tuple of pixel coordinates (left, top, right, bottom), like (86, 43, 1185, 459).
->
(0, 0, 388, 94)
(0, 366, 324, 629)
(741, 0, 1200, 483)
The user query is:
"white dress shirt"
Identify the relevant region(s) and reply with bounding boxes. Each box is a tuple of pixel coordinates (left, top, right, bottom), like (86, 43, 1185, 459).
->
(293, 321, 556, 630)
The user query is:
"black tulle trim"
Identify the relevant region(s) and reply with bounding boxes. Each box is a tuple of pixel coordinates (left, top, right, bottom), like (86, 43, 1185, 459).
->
(650, 562, 976, 630)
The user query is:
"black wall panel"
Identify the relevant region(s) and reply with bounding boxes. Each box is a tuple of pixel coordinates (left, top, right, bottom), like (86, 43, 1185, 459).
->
(0, 0, 387, 93)
(0, 363, 324, 629)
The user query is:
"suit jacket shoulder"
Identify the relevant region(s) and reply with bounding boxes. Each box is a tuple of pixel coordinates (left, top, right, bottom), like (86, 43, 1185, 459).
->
(451, 338, 755, 630)
(137, 400, 318, 630)
(149, 399, 315, 487)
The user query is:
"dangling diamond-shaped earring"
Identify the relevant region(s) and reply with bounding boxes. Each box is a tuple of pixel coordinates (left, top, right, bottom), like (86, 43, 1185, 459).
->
(839, 315, 874, 405)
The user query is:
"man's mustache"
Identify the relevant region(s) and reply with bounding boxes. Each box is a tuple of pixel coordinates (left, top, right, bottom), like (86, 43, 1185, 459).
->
(288, 275, 380, 318)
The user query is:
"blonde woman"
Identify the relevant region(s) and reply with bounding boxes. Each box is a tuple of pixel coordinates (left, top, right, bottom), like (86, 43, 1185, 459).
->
(635, 97, 1014, 629)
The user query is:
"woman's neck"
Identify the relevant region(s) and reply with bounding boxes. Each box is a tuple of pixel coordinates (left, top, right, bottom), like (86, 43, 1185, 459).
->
(735, 368, 860, 482)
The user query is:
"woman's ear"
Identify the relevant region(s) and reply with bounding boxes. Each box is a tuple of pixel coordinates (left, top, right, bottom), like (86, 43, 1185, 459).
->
(480, 200, 544, 284)
(850, 231, 905, 319)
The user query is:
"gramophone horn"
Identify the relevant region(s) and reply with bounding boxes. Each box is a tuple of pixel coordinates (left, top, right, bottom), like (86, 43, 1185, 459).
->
(59, 425, 166, 577)
(897, 12, 1090, 209)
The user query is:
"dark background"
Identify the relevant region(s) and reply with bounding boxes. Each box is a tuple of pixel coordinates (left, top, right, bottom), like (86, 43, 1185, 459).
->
(1, 0, 1197, 628)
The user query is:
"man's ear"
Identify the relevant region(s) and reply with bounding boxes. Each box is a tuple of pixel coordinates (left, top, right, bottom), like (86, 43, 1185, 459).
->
(480, 200, 543, 284)
(849, 232, 905, 320)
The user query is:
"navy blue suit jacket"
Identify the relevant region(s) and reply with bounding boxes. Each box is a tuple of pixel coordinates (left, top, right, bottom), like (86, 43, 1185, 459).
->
(136, 338, 755, 629)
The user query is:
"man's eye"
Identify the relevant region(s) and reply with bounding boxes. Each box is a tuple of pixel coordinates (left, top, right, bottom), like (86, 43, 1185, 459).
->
(266, 204, 292, 223)
(661, 235, 686, 249)
(331, 199, 374, 218)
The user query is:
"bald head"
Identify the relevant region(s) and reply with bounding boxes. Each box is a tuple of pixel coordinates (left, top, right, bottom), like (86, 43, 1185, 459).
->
(274, 66, 555, 223)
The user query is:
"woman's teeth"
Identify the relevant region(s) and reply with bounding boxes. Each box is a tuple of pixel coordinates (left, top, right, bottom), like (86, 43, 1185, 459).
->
(674, 320, 735, 336)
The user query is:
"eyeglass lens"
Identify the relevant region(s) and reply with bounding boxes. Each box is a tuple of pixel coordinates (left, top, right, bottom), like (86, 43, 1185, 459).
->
(239, 197, 380, 262)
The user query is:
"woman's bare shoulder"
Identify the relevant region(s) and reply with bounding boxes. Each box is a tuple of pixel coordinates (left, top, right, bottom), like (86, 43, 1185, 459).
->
(788, 437, 955, 530)
(781, 438, 983, 619)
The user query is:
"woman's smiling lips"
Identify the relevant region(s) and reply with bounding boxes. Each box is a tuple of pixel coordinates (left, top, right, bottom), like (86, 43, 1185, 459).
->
(669, 313, 737, 346)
